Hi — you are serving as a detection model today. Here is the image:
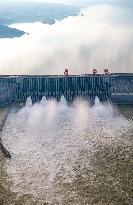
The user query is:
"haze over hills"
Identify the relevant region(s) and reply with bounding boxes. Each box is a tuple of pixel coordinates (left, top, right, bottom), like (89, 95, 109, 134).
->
(0, 0, 132, 74)
(0, 2, 80, 38)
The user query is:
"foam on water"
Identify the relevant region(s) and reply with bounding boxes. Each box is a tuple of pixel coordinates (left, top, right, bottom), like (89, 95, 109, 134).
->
(2, 97, 133, 204)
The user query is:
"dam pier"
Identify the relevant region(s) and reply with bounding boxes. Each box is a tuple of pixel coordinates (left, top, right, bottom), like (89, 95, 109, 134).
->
(0, 72, 133, 106)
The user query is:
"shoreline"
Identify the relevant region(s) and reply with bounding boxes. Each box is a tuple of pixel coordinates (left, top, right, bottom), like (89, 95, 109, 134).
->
(0, 108, 11, 158)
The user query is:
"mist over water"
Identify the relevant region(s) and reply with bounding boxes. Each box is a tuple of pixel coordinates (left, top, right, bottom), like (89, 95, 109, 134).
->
(2, 97, 133, 204)
(0, 2, 132, 204)
(0, 5, 133, 74)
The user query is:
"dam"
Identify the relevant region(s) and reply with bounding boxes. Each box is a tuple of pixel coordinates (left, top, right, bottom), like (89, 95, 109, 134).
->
(0, 72, 133, 106)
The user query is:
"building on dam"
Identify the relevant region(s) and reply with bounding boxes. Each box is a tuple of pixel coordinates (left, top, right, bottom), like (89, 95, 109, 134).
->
(0, 69, 133, 106)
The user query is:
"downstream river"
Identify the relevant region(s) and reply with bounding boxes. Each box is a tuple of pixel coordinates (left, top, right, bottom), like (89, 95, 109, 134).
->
(0, 98, 133, 205)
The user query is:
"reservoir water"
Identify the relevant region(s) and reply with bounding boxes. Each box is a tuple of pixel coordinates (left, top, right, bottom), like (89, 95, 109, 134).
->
(0, 97, 132, 205)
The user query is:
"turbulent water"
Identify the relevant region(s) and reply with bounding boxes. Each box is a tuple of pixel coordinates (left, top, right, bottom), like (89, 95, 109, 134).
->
(0, 97, 133, 205)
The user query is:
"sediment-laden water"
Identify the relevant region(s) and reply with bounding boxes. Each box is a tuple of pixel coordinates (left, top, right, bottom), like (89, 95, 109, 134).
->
(0, 97, 133, 205)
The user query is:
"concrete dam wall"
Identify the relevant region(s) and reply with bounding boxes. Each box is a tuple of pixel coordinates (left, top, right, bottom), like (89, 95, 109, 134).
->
(0, 74, 133, 106)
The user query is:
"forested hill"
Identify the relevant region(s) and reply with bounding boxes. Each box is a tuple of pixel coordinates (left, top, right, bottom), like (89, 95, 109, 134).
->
(0, 2, 80, 25)
(0, 2, 79, 38)
(0, 25, 25, 38)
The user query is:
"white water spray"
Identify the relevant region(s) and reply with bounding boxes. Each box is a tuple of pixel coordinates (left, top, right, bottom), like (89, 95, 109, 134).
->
(26, 96, 32, 106)
(40, 96, 47, 105)
(2, 97, 132, 204)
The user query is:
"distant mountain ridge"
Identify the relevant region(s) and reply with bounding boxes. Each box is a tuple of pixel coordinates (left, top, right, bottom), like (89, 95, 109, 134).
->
(0, 2, 79, 38)
(0, 3, 79, 25)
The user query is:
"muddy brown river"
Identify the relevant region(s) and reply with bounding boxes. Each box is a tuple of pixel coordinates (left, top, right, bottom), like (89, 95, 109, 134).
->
(0, 98, 133, 205)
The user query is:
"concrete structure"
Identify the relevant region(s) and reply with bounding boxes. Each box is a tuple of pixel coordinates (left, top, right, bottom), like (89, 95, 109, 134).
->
(0, 74, 133, 106)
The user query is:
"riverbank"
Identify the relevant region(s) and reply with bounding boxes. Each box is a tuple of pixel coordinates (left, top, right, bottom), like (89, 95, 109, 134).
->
(0, 108, 11, 158)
